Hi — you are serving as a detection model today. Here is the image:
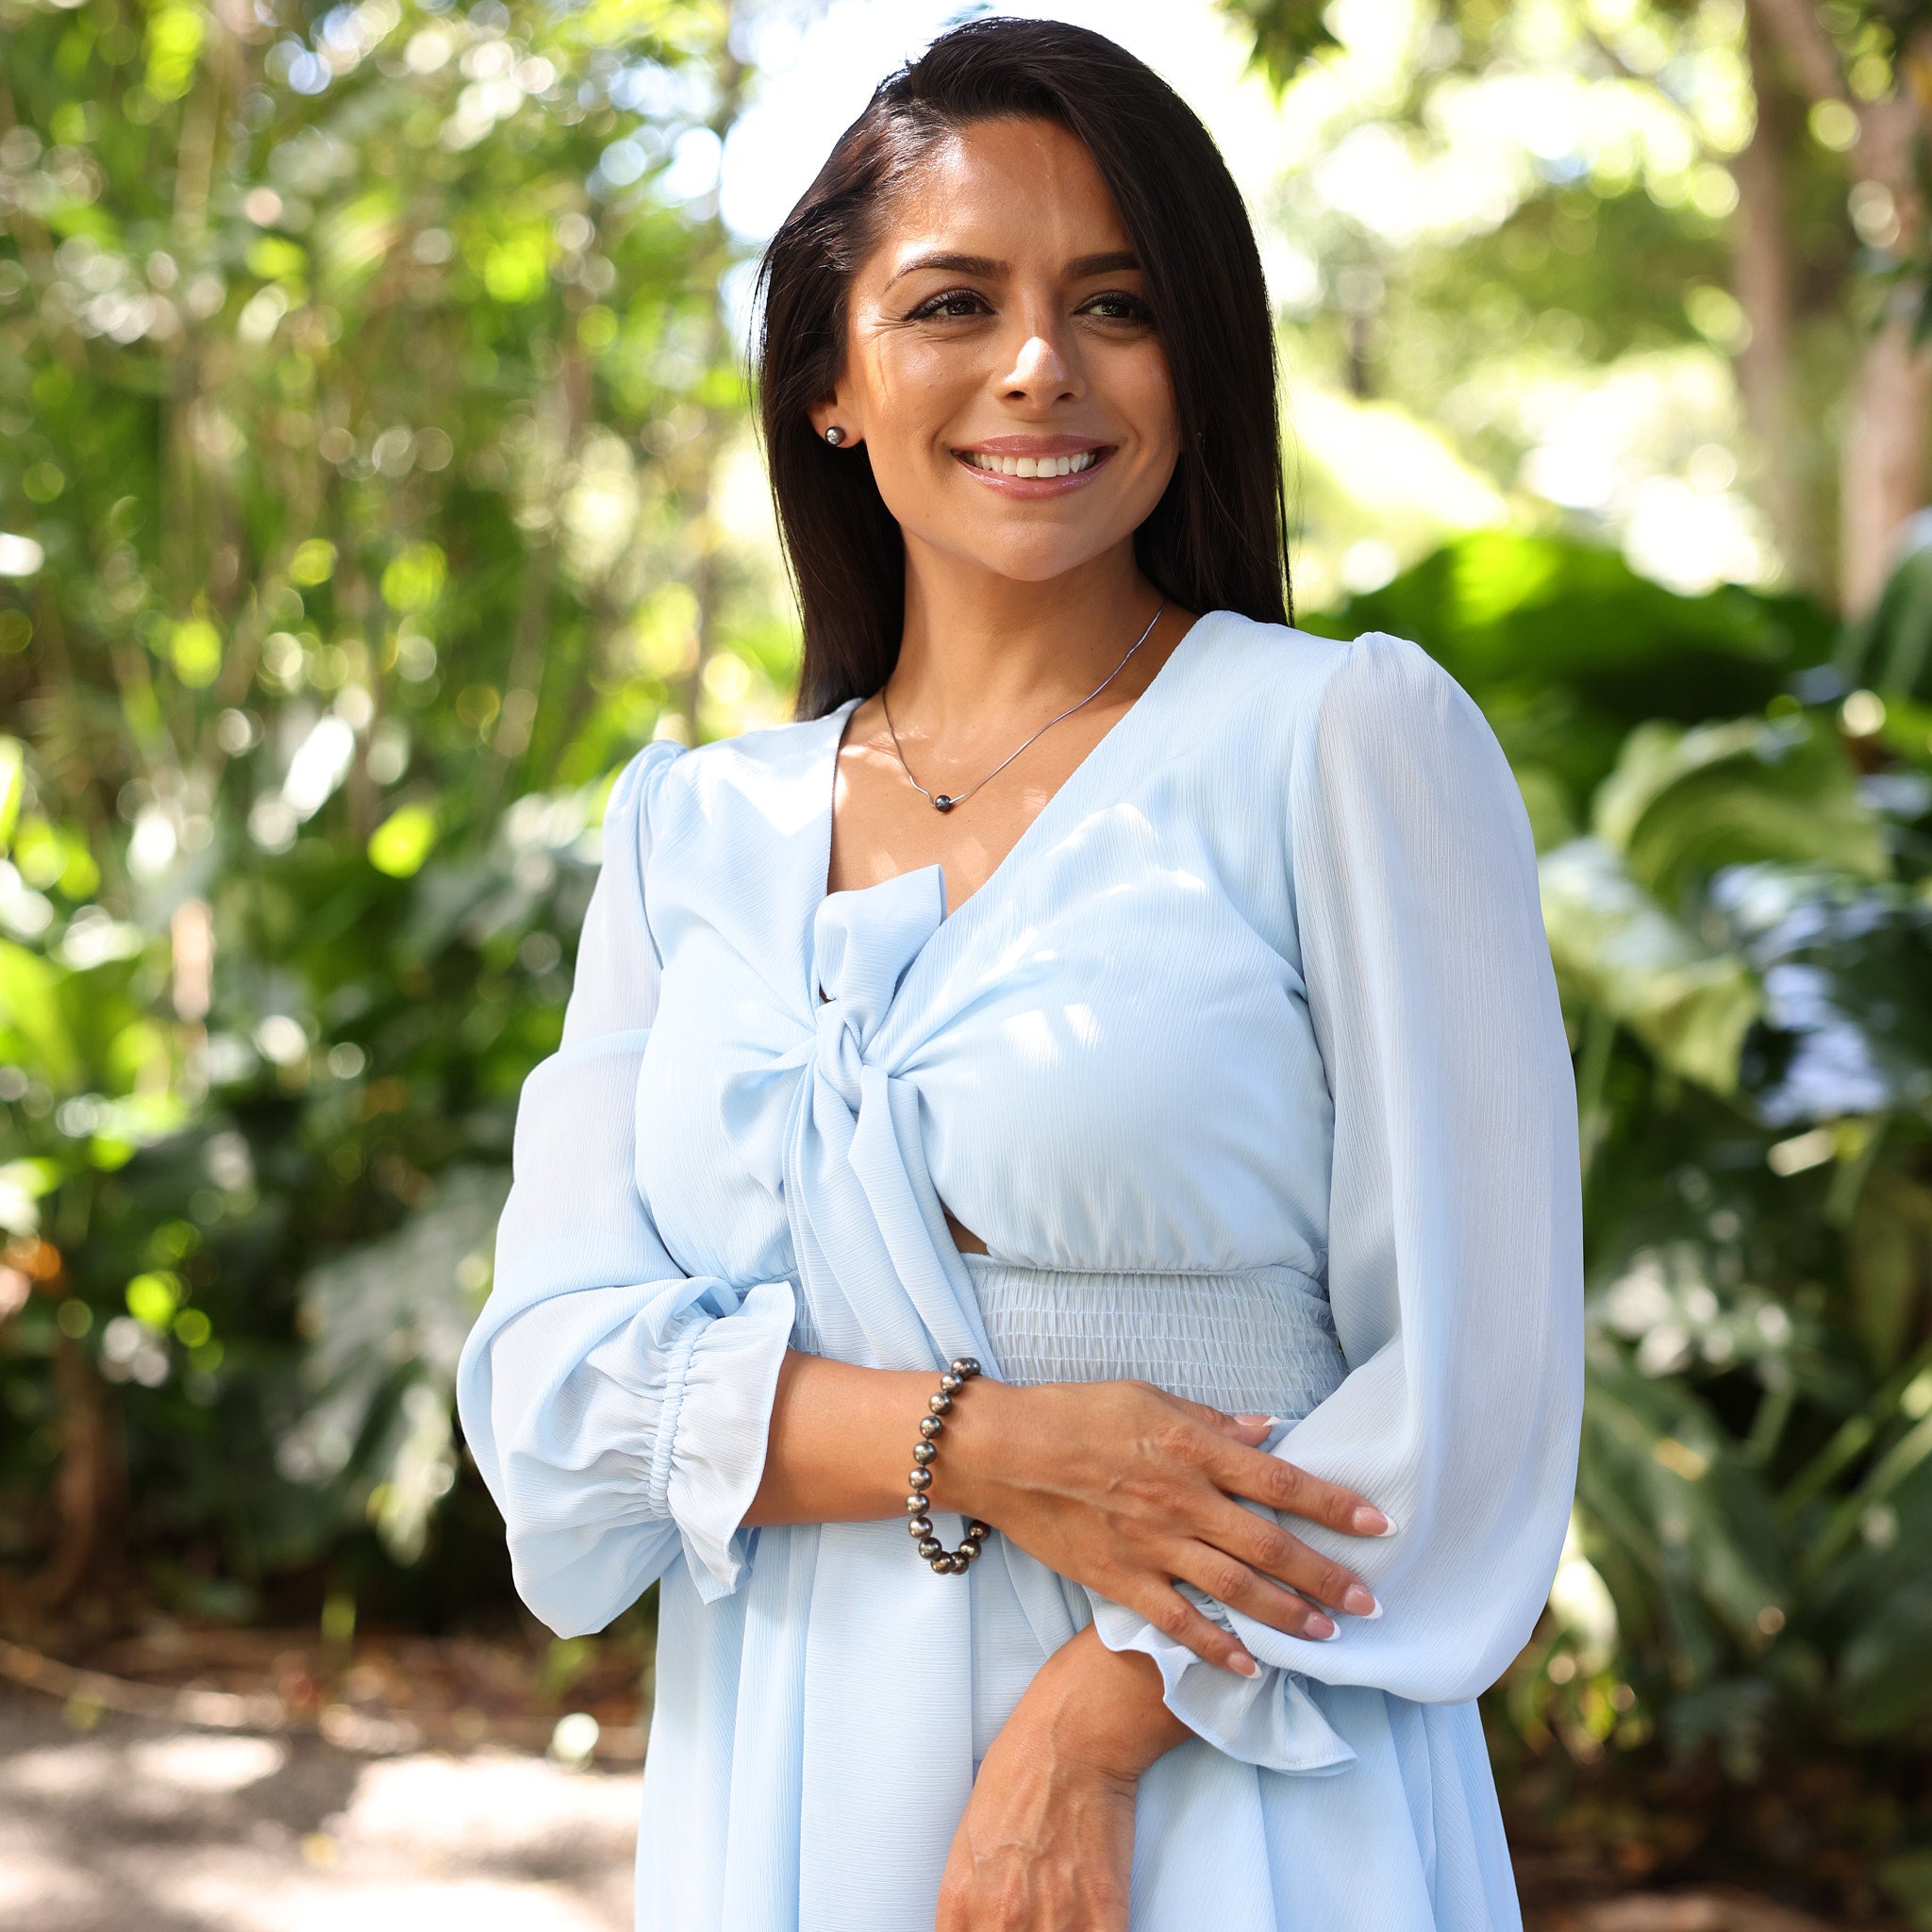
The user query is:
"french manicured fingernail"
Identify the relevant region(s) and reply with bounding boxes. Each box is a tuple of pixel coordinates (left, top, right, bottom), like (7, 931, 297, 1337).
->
(1342, 1585, 1378, 1617)
(1304, 1612, 1338, 1641)
(1231, 1651, 1259, 1676)
(1352, 1507, 1393, 1536)
(1236, 1413, 1271, 1427)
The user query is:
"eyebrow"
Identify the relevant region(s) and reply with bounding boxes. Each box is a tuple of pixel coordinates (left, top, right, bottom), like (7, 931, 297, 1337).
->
(887, 252, 1002, 286)
(885, 248, 1141, 287)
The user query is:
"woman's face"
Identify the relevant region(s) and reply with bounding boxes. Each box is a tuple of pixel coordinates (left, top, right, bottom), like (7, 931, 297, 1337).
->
(815, 116, 1180, 588)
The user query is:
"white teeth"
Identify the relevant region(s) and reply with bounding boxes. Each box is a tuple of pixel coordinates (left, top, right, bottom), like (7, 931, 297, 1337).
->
(964, 450, 1098, 477)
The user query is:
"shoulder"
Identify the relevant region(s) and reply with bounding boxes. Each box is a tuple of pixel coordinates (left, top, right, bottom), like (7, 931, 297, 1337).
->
(600, 710, 846, 902)
(1189, 614, 1494, 770)
(1301, 628, 1494, 763)
(611, 711, 838, 832)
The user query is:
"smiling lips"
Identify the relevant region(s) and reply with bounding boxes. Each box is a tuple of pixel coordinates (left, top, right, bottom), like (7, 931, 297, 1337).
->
(962, 449, 1099, 477)
(952, 439, 1112, 491)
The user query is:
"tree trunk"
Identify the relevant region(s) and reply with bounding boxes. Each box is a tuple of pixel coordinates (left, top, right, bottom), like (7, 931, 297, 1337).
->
(1839, 71, 1932, 612)
(1732, 8, 1824, 592)
(1743, 1, 1932, 612)
(1840, 310, 1932, 612)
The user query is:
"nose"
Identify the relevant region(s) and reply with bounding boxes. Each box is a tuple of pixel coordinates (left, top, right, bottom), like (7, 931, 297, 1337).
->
(999, 313, 1081, 408)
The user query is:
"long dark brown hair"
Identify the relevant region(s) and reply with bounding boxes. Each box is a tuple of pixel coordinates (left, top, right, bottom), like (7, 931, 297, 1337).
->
(755, 18, 1291, 720)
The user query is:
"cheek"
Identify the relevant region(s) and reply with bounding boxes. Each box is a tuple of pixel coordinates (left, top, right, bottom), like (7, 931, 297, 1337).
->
(1113, 352, 1180, 461)
(858, 332, 970, 425)
(855, 345, 973, 496)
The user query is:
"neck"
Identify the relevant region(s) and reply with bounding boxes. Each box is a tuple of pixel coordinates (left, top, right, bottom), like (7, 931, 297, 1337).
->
(890, 537, 1162, 726)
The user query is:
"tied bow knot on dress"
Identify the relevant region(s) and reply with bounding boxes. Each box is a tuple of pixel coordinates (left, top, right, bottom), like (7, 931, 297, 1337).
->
(729, 863, 995, 1376)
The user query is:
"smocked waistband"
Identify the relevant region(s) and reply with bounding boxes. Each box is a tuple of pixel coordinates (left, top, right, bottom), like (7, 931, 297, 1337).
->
(959, 1257, 1347, 1422)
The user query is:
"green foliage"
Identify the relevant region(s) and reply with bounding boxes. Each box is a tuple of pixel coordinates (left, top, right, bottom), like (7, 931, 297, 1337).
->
(1840, 525, 1932, 702)
(1224, 0, 1339, 92)
(1304, 533, 1836, 809)
(0, 0, 783, 1611)
(1326, 535, 1932, 1799)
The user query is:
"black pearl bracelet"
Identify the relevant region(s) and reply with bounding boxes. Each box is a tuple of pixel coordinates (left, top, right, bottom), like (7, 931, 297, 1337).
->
(904, 1357, 992, 1575)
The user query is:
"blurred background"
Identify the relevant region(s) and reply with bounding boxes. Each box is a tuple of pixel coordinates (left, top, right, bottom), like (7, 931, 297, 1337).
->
(3, 0, 1932, 1925)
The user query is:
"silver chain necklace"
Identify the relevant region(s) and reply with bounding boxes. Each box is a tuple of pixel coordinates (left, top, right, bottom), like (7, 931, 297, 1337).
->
(880, 603, 1166, 813)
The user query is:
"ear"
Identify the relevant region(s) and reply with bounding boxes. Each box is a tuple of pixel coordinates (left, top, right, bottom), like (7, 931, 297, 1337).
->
(808, 388, 863, 449)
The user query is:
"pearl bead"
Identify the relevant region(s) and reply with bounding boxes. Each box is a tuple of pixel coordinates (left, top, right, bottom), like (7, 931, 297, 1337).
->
(911, 1363, 991, 1576)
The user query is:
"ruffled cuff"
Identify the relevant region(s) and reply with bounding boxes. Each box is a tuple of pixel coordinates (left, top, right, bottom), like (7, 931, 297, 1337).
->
(641, 1280, 796, 1600)
(1087, 1588, 1357, 1775)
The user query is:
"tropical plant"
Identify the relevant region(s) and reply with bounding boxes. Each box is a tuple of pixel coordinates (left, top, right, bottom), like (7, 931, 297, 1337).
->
(0, 0, 785, 1624)
(1317, 532, 1932, 1909)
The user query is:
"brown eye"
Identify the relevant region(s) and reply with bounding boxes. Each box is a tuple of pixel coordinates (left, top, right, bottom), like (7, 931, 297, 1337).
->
(1081, 291, 1153, 324)
(908, 288, 992, 321)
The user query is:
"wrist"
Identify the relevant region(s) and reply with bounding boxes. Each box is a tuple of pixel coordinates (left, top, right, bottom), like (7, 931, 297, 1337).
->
(1022, 1625, 1190, 1784)
(924, 1371, 1024, 1523)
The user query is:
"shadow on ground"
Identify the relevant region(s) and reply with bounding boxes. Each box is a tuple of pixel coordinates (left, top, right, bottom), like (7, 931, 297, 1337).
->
(0, 1685, 1856, 1931)
(0, 1687, 636, 1932)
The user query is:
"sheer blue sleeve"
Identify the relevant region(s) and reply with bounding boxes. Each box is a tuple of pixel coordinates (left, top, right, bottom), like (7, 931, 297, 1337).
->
(1092, 633, 1583, 1746)
(455, 743, 795, 1636)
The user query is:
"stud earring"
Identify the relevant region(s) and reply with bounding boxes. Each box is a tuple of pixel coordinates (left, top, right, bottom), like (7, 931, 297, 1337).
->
(824, 426, 845, 446)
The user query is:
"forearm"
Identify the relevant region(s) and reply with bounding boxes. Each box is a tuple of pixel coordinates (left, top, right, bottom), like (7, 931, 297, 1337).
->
(745, 1346, 1037, 1528)
(742, 1349, 944, 1526)
(1024, 1623, 1191, 1778)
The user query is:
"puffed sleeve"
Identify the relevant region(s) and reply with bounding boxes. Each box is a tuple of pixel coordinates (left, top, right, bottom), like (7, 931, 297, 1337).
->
(455, 741, 797, 1637)
(1092, 632, 1583, 1741)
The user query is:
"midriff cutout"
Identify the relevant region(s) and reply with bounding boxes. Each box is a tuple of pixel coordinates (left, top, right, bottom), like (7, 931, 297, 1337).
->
(943, 1205, 989, 1256)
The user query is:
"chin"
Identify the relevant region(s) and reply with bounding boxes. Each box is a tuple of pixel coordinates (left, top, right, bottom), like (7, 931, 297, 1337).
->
(964, 537, 1120, 584)
(932, 509, 1124, 582)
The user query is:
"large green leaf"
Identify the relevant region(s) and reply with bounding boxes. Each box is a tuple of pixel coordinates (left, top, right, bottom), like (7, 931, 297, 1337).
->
(1839, 529, 1932, 701)
(0, 941, 81, 1092)
(1306, 534, 1835, 807)
(1593, 714, 1888, 903)
(1540, 838, 1761, 1095)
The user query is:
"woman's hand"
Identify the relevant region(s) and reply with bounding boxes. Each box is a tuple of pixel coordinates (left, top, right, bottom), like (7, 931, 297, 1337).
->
(938, 1377, 1388, 1675)
(937, 1625, 1185, 1932)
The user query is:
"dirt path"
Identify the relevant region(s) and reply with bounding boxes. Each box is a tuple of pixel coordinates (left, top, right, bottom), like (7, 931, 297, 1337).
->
(0, 1687, 637, 1932)
(1, 1684, 1849, 1932)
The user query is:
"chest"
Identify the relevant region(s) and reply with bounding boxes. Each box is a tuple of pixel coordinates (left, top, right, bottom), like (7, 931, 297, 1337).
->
(632, 787, 1337, 1281)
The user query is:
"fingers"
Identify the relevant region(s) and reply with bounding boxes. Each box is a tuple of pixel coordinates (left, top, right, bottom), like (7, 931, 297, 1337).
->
(1132, 1387, 1388, 1535)
(1209, 1501, 1378, 1618)
(1171, 1539, 1343, 1642)
(1212, 1441, 1391, 1538)
(1120, 1574, 1260, 1677)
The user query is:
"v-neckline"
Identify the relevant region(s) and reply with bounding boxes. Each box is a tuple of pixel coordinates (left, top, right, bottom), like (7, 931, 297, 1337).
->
(814, 610, 1212, 936)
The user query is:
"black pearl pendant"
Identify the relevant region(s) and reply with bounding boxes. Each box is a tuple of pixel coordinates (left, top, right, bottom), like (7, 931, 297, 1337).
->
(932, 794, 955, 812)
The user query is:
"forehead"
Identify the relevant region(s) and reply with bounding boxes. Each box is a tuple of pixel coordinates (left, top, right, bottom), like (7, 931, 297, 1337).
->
(873, 117, 1132, 266)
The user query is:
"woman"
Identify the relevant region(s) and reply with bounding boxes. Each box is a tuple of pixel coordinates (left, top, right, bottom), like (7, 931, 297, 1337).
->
(457, 19, 1582, 1932)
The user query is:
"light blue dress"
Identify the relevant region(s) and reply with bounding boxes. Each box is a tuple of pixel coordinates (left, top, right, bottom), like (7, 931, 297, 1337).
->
(456, 615, 1584, 1932)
